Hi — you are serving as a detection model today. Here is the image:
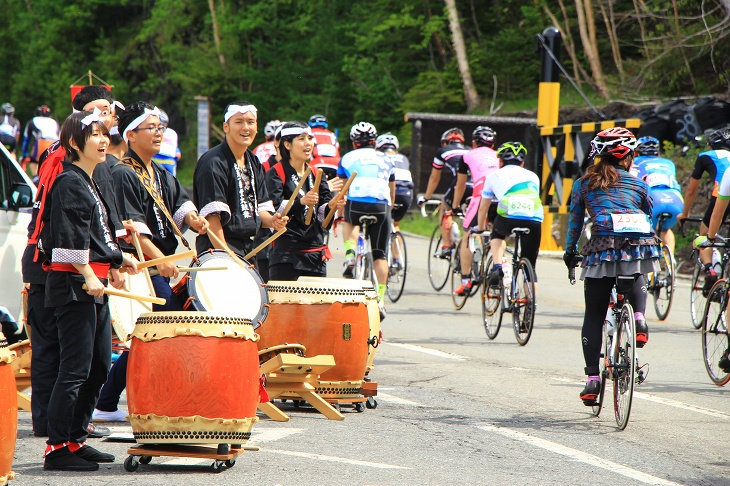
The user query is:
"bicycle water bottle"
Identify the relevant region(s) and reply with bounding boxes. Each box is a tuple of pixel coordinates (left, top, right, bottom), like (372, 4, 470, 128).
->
(357, 234, 365, 255)
(502, 256, 511, 290)
(606, 288, 617, 337)
(450, 221, 460, 245)
(712, 248, 722, 275)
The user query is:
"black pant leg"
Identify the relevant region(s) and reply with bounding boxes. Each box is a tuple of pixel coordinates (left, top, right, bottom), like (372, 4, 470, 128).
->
(582, 277, 614, 376)
(627, 274, 648, 314)
(28, 284, 58, 436)
(95, 350, 127, 412)
(269, 263, 302, 281)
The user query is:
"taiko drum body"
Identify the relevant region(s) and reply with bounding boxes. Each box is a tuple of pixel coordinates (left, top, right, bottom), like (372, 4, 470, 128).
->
(0, 332, 17, 486)
(127, 312, 260, 445)
(259, 280, 372, 398)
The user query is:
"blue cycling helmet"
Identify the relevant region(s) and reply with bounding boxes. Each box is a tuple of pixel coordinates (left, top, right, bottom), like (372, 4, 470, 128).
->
(636, 136, 660, 156)
(308, 114, 328, 128)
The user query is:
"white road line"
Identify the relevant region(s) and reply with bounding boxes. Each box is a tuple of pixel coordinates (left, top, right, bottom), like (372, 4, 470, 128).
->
(263, 449, 410, 470)
(376, 392, 426, 407)
(383, 342, 466, 361)
(550, 377, 730, 419)
(476, 423, 682, 485)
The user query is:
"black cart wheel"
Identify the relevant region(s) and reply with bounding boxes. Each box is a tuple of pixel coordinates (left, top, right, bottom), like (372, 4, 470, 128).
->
(354, 402, 365, 412)
(139, 455, 152, 465)
(124, 456, 139, 472)
(365, 396, 378, 409)
(211, 461, 224, 473)
(225, 459, 236, 468)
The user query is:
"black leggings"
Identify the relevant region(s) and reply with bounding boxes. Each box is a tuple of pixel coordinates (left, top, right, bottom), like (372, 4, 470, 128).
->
(581, 275, 647, 376)
(345, 200, 391, 260)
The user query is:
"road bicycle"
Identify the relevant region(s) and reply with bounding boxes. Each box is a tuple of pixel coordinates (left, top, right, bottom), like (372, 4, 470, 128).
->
(422, 199, 459, 292)
(698, 235, 730, 386)
(450, 230, 489, 310)
(386, 217, 407, 303)
(354, 215, 380, 294)
(568, 258, 648, 430)
(646, 212, 676, 321)
(481, 228, 536, 345)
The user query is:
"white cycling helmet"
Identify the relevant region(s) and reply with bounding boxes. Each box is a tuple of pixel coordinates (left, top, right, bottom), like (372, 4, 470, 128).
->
(264, 119, 282, 138)
(376, 132, 399, 150)
(350, 121, 377, 145)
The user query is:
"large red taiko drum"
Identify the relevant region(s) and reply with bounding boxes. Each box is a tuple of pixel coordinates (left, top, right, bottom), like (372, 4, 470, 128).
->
(0, 332, 17, 486)
(127, 312, 260, 445)
(258, 280, 373, 399)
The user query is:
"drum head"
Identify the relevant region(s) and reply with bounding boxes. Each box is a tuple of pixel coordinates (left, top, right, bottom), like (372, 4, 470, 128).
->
(188, 250, 269, 328)
(108, 271, 152, 346)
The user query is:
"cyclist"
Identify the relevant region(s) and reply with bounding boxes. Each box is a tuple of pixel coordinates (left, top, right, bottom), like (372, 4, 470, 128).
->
(253, 119, 281, 164)
(677, 125, 730, 290)
(309, 114, 341, 179)
(476, 142, 542, 289)
(337, 121, 395, 318)
(0, 102, 21, 155)
(22, 105, 60, 177)
(563, 127, 660, 405)
(632, 136, 683, 255)
(151, 109, 181, 176)
(453, 126, 500, 295)
(417, 127, 470, 258)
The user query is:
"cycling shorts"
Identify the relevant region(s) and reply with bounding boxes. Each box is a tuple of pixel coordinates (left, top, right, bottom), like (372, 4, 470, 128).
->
(650, 188, 682, 231)
(0, 134, 16, 151)
(490, 216, 542, 277)
(392, 192, 412, 222)
(702, 196, 730, 227)
(345, 200, 391, 261)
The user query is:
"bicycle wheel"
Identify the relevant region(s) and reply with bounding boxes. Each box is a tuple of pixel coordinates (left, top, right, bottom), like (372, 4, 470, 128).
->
(592, 320, 609, 417)
(513, 258, 536, 346)
(652, 244, 675, 321)
(468, 239, 483, 297)
(690, 251, 708, 330)
(451, 247, 468, 310)
(428, 226, 450, 291)
(481, 255, 503, 339)
(387, 231, 407, 302)
(701, 279, 730, 386)
(613, 304, 636, 430)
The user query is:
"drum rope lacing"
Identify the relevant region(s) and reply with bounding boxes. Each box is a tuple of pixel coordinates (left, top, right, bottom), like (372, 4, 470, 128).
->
(267, 285, 366, 296)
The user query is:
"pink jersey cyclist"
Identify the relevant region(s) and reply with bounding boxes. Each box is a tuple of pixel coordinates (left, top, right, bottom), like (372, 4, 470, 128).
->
(458, 129, 500, 228)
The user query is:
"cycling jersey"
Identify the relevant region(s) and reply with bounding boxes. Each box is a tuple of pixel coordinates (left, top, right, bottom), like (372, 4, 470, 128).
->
(152, 127, 180, 176)
(381, 151, 413, 192)
(482, 165, 543, 222)
(432, 142, 468, 190)
(691, 149, 730, 197)
(22, 116, 60, 161)
(0, 115, 20, 138)
(631, 156, 680, 191)
(460, 146, 500, 228)
(310, 128, 340, 173)
(337, 147, 395, 205)
(252, 141, 277, 165)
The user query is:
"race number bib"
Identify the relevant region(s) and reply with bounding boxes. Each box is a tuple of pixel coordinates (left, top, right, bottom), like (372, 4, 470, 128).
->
(611, 213, 651, 233)
(645, 172, 671, 188)
(506, 196, 535, 217)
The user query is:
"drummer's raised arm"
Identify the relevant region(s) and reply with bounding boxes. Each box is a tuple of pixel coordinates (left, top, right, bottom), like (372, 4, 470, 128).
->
(205, 214, 228, 250)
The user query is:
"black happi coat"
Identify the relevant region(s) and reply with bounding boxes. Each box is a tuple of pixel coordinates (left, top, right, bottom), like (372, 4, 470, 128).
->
(193, 140, 273, 256)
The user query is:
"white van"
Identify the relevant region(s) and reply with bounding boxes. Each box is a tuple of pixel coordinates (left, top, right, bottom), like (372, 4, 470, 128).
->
(0, 144, 35, 323)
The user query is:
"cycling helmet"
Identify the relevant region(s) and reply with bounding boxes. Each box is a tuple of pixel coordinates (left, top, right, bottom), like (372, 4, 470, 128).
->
(707, 126, 730, 150)
(309, 114, 328, 128)
(590, 127, 638, 160)
(264, 119, 282, 138)
(35, 105, 51, 117)
(1, 103, 14, 115)
(441, 127, 465, 144)
(375, 132, 399, 151)
(350, 121, 377, 145)
(496, 141, 527, 165)
(158, 110, 169, 125)
(635, 136, 660, 156)
(472, 126, 496, 147)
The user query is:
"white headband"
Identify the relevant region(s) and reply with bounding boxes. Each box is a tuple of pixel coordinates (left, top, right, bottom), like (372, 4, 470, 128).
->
(123, 106, 161, 143)
(224, 104, 257, 123)
(280, 126, 313, 138)
(80, 107, 103, 127)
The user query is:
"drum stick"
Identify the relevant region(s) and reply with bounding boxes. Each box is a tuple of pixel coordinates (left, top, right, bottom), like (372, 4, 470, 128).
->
(322, 171, 357, 227)
(127, 222, 156, 298)
(305, 169, 324, 225)
(244, 227, 287, 261)
(149, 265, 227, 276)
(128, 250, 196, 271)
(205, 229, 249, 270)
(83, 285, 166, 305)
(281, 166, 312, 218)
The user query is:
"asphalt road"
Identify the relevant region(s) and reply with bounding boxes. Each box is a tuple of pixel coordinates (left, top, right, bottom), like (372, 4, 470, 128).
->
(8, 231, 730, 485)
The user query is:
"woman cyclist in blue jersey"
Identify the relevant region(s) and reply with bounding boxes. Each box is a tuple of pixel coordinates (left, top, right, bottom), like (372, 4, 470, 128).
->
(563, 127, 661, 405)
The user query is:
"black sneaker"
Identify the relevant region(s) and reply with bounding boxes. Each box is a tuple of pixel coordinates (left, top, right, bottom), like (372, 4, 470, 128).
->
(86, 423, 111, 438)
(74, 445, 115, 463)
(44, 447, 99, 471)
(579, 378, 601, 405)
(487, 267, 504, 287)
(635, 319, 649, 348)
(719, 348, 730, 373)
(702, 268, 718, 297)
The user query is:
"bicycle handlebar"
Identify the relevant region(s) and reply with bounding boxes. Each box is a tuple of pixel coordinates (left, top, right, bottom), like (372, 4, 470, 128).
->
(568, 256, 583, 285)
(678, 217, 703, 237)
(420, 199, 442, 218)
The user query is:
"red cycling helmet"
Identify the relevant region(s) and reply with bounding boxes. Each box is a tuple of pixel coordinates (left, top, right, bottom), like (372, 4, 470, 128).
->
(590, 127, 638, 160)
(441, 128, 465, 144)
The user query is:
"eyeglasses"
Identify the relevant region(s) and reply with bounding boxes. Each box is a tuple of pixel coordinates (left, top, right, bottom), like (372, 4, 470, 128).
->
(133, 125, 166, 135)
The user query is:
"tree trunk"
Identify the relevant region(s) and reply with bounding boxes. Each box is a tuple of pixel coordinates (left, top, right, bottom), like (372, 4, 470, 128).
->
(598, 0, 623, 80)
(575, 0, 609, 100)
(443, 0, 481, 112)
(208, 0, 227, 67)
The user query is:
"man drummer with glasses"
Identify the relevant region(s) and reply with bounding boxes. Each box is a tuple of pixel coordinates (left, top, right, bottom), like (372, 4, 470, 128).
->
(193, 101, 288, 262)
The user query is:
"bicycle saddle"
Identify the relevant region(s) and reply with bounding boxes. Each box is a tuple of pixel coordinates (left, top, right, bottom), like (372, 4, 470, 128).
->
(359, 215, 378, 225)
(511, 227, 530, 235)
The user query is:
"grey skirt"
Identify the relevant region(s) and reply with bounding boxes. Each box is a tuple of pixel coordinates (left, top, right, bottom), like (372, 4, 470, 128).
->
(580, 258, 659, 280)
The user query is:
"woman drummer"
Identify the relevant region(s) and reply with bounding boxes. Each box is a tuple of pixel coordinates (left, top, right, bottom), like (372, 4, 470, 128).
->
(264, 121, 345, 280)
(40, 111, 138, 471)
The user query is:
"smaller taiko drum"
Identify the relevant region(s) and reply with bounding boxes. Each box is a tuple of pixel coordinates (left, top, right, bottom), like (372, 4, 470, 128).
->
(127, 312, 260, 445)
(259, 280, 372, 399)
(0, 332, 18, 486)
(108, 271, 150, 349)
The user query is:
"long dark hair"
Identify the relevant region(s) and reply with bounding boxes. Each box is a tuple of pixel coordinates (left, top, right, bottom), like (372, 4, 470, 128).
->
(585, 153, 633, 191)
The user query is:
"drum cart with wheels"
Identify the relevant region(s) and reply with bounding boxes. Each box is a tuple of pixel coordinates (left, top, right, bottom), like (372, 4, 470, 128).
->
(124, 443, 249, 473)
